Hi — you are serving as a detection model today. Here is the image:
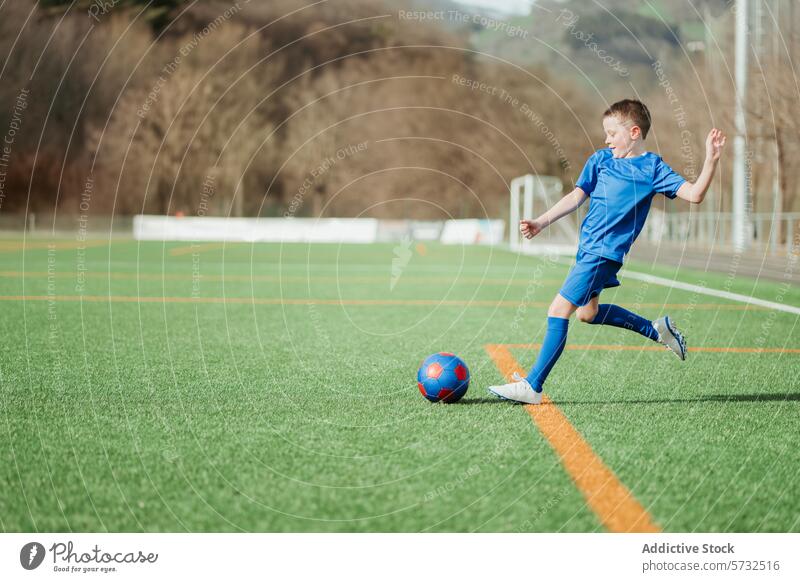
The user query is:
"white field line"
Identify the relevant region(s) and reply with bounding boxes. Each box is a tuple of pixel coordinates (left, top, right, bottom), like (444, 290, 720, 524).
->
(618, 270, 800, 316)
(511, 245, 799, 315)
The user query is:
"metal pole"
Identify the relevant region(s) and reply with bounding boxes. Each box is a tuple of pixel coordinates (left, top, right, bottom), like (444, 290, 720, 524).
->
(509, 178, 520, 250)
(770, 1, 781, 253)
(733, 0, 751, 251)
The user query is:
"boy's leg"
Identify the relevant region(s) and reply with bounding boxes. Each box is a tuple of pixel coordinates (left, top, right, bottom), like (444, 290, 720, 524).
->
(524, 293, 576, 392)
(579, 298, 659, 342)
(488, 293, 575, 404)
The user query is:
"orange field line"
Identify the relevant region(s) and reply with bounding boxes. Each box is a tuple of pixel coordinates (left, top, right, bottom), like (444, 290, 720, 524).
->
(485, 343, 660, 533)
(0, 294, 775, 311)
(0, 295, 544, 306)
(0, 295, 557, 307)
(505, 343, 800, 354)
(0, 240, 108, 252)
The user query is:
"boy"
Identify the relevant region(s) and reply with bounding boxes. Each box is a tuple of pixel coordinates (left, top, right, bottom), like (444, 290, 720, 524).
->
(489, 99, 726, 404)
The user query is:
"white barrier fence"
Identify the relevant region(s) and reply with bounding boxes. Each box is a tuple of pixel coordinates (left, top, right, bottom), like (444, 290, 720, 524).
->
(133, 216, 379, 243)
(439, 219, 505, 244)
(132, 215, 505, 245)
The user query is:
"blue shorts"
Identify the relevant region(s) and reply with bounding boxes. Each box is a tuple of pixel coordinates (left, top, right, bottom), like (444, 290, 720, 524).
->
(559, 249, 622, 307)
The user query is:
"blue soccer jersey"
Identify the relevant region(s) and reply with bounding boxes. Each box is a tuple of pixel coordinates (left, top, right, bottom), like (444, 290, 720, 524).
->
(575, 148, 685, 262)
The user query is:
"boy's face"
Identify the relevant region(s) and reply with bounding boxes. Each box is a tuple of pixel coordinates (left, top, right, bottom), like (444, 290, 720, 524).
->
(603, 114, 640, 158)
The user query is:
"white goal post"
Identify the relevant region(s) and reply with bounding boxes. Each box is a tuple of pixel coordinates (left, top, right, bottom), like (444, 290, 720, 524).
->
(509, 174, 577, 252)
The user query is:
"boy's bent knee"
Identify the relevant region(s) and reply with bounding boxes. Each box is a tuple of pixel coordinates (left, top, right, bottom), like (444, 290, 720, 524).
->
(576, 306, 597, 323)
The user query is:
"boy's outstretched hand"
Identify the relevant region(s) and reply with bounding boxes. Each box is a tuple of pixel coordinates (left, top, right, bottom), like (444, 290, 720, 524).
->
(519, 219, 542, 240)
(706, 128, 727, 162)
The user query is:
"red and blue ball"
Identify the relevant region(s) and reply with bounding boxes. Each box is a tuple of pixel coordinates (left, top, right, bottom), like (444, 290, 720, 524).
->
(417, 353, 469, 403)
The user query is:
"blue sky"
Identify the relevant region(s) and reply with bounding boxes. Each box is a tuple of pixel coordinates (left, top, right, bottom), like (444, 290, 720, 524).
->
(453, 0, 533, 15)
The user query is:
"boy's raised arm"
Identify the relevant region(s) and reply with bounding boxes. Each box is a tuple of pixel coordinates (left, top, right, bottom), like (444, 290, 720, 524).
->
(676, 128, 726, 204)
(520, 187, 589, 239)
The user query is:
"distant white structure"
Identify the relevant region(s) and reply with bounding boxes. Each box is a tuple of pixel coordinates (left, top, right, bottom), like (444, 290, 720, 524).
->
(133, 216, 380, 244)
(133, 215, 506, 245)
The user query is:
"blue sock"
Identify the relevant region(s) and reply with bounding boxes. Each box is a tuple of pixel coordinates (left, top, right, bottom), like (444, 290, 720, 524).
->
(589, 304, 659, 341)
(525, 316, 569, 392)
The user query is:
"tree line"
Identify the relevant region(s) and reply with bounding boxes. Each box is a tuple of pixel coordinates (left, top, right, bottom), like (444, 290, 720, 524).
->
(0, 0, 796, 223)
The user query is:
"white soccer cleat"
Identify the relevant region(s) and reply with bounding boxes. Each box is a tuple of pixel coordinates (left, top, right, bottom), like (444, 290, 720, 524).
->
(487, 372, 543, 405)
(653, 315, 687, 360)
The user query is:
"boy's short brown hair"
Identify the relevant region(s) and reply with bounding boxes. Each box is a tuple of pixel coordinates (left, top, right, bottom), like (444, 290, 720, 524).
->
(603, 99, 651, 139)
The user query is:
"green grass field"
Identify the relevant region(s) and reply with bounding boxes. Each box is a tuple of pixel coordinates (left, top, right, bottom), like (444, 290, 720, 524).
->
(1, 238, 798, 532)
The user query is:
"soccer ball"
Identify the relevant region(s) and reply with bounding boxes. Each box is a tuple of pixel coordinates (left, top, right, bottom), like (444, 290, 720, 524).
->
(417, 353, 470, 403)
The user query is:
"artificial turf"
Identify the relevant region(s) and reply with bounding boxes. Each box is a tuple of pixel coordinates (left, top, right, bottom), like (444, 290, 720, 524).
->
(0, 238, 797, 532)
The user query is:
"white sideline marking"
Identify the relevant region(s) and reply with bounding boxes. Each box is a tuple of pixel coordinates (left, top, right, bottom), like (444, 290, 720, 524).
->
(620, 270, 800, 316)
